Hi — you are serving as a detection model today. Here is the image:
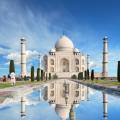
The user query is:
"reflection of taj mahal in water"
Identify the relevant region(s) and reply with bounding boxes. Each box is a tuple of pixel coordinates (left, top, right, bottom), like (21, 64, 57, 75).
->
(43, 80, 108, 120)
(44, 80, 88, 120)
(44, 35, 87, 78)
(0, 79, 108, 120)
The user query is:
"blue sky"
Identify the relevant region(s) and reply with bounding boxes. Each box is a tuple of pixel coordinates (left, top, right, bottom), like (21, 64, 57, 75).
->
(0, 0, 120, 76)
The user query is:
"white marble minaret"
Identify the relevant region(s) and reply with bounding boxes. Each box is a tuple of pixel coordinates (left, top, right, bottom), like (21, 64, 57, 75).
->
(102, 36, 108, 78)
(87, 54, 90, 70)
(21, 38, 27, 78)
(38, 54, 41, 69)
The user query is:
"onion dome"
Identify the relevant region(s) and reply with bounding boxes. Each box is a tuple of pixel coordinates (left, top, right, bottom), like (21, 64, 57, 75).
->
(55, 35, 74, 51)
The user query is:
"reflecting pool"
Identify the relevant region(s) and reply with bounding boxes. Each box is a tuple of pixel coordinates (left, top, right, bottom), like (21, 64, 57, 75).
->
(0, 79, 120, 120)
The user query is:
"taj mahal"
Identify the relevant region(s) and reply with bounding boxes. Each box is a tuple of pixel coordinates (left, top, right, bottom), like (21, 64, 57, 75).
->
(20, 34, 108, 79)
(44, 35, 87, 78)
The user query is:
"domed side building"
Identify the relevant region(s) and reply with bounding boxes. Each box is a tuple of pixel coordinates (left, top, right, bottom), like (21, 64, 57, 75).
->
(44, 35, 87, 78)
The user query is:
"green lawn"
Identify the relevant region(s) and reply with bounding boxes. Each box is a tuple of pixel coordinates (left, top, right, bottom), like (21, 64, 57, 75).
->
(0, 80, 46, 89)
(82, 80, 120, 86)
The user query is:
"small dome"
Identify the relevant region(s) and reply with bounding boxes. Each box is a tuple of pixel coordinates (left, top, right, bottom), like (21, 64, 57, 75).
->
(49, 48, 56, 53)
(74, 48, 80, 53)
(55, 35, 74, 51)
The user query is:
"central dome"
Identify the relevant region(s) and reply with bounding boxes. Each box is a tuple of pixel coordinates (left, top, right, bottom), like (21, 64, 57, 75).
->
(55, 35, 74, 51)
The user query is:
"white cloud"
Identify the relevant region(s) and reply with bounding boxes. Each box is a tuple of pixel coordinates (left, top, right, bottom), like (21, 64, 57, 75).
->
(0, 47, 9, 55)
(26, 50, 39, 61)
(5, 50, 39, 65)
(89, 61, 97, 68)
(0, 0, 60, 52)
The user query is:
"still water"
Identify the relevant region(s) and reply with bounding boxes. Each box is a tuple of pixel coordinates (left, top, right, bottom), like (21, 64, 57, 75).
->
(0, 79, 120, 120)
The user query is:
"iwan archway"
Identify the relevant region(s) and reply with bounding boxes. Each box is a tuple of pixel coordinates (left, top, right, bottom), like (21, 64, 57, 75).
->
(60, 58, 69, 72)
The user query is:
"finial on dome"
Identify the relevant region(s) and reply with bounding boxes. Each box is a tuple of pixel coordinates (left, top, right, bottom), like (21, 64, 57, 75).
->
(62, 30, 66, 36)
(62, 31, 65, 35)
(103, 35, 108, 40)
(62, 31, 68, 37)
(21, 37, 26, 41)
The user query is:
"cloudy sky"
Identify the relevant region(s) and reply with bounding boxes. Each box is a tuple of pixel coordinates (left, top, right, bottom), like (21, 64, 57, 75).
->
(0, 0, 120, 76)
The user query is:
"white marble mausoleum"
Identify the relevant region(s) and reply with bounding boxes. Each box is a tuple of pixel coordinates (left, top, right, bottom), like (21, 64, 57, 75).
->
(44, 35, 87, 78)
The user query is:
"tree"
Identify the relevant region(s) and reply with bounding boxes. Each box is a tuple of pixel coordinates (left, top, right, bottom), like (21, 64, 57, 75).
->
(43, 72, 45, 80)
(24, 75, 26, 81)
(49, 73, 51, 80)
(52, 74, 58, 79)
(9, 60, 15, 74)
(71, 74, 77, 79)
(78, 72, 83, 80)
(31, 66, 34, 82)
(81, 72, 83, 80)
(91, 69, 94, 81)
(46, 73, 48, 80)
(84, 70, 87, 80)
(37, 68, 40, 81)
(87, 69, 89, 80)
(117, 61, 120, 82)
(78, 72, 81, 80)
(41, 70, 43, 80)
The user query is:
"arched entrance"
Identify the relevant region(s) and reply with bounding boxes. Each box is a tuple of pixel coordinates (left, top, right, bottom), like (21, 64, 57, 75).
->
(60, 58, 69, 72)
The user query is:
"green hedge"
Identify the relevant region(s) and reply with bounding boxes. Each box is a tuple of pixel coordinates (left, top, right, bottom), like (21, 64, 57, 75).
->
(117, 61, 120, 82)
(31, 66, 34, 82)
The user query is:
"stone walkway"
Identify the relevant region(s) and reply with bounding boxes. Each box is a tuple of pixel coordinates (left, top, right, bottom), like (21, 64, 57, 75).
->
(72, 79, 120, 96)
(0, 80, 55, 97)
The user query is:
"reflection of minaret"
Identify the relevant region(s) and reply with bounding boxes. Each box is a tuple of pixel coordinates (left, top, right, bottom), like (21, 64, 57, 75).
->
(103, 92, 108, 120)
(39, 89, 42, 101)
(21, 38, 27, 78)
(69, 105, 75, 120)
(21, 97, 26, 117)
(102, 36, 108, 78)
(87, 87, 89, 101)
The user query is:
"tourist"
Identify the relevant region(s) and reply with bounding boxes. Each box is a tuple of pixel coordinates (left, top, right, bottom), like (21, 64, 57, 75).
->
(10, 72, 16, 86)
(2, 75, 6, 82)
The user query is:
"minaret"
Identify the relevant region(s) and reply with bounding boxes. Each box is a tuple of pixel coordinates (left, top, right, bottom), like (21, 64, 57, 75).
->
(87, 54, 90, 70)
(21, 38, 27, 78)
(38, 54, 41, 69)
(103, 92, 108, 120)
(102, 36, 108, 78)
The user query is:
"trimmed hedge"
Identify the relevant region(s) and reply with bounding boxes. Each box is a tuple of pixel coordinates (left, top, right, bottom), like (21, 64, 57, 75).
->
(41, 70, 44, 80)
(78, 72, 83, 80)
(52, 74, 58, 79)
(117, 61, 120, 82)
(31, 66, 34, 82)
(91, 69, 94, 81)
(49, 73, 51, 80)
(71, 74, 77, 79)
(37, 68, 40, 81)
(9, 60, 15, 74)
